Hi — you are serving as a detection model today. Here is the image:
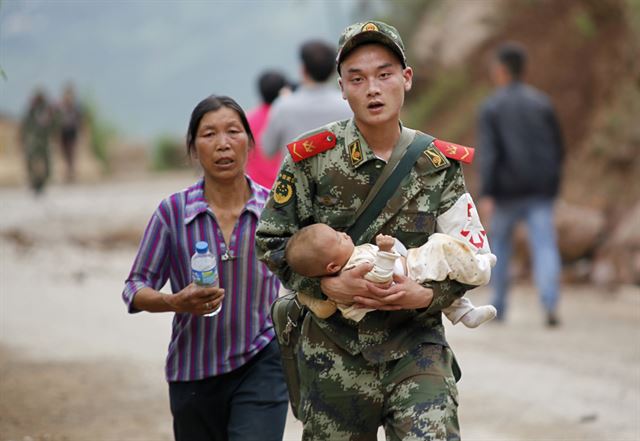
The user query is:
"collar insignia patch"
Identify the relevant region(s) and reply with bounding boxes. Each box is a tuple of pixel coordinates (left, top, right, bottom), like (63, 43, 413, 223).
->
(423, 147, 447, 169)
(349, 140, 364, 167)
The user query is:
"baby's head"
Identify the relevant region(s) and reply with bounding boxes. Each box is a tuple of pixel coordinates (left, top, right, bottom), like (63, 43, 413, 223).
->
(285, 223, 355, 277)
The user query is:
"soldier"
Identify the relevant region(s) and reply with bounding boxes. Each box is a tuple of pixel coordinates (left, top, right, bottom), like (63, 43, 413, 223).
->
(20, 89, 55, 195)
(256, 21, 487, 440)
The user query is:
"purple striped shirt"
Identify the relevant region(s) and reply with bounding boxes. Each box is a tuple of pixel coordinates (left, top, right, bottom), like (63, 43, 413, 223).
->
(122, 177, 280, 382)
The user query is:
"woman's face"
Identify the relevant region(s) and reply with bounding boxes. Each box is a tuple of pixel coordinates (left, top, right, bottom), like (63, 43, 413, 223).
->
(193, 107, 250, 182)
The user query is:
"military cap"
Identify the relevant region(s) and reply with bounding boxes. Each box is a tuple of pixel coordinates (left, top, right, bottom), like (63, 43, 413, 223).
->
(336, 21, 406, 72)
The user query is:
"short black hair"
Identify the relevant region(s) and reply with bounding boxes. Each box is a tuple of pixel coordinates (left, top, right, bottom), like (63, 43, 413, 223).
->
(258, 70, 288, 105)
(186, 95, 255, 156)
(300, 40, 336, 83)
(496, 42, 527, 79)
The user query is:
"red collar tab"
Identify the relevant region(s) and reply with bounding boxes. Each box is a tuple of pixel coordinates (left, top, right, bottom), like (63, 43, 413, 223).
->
(433, 139, 475, 164)
(287, 131, 337, 163)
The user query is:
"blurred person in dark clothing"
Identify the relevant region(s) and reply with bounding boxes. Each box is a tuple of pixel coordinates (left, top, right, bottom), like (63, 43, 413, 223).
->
(245, 70, 292, 188)
(477, 42, 564, 327)
(57, 83, 83, 183)
(20, 89, 55, 195)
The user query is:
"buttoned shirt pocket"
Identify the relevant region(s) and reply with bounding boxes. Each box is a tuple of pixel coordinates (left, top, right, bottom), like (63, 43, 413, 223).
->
(385, 210, 437, 249)
(313, 205, 356, 231)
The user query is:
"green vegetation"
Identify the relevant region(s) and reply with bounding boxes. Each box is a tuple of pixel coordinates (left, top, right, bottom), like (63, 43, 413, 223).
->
(626, 0, 640, 35)
(589, 81, 640, 159)
(573, 8, 597, 38)
(152, 135, 188, 171)
(378, 0, 442, 31)
(82, 98, 117, 173)
(402, 65, 492, 142)
(444, 85, 490, 141)
(377, 0, 443, 62)
(403, 67, 470, 128)
(0, 0, 5, 80)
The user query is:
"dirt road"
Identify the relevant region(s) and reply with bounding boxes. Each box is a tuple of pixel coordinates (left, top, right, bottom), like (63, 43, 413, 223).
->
(1, 173, 638, 441)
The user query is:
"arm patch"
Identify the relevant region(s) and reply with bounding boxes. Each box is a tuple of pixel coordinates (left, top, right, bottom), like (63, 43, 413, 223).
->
(287, 131, 337, 162)
(434, 139, 475, 164)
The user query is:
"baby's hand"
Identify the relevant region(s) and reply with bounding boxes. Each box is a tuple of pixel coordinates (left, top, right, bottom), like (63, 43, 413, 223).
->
(376, 234, 395, 252)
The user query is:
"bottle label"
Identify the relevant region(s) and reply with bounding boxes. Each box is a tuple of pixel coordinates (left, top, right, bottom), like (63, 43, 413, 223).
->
(192, 268, 217, 286)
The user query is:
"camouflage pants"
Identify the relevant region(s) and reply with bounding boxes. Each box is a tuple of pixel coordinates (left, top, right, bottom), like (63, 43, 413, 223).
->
(25, 143, 50, 193)
(298, 315, 460, 441)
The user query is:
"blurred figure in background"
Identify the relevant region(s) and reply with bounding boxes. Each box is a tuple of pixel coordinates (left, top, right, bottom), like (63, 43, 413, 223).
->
(245, 70, 291, 188)
(262, 39, 352, 158)
(477, 42, 565, 327)
(122, 95, 288, 441)
(57, 83, 83, 183)
(20, 89, 55, 195)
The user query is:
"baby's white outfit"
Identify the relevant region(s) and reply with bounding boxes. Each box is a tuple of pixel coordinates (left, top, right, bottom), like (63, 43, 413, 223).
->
(340, 193, 497, 326)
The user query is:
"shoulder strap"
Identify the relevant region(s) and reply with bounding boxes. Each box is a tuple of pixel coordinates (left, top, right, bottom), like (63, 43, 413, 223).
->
(350, 128, 415, 222)
(347, 132, 435, 244)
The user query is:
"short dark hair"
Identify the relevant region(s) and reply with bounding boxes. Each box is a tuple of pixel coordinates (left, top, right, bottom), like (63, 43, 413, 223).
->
(300, 40, 336, 83)
(186, 95, 255, 156)
(496, 42, 527, 79)
(258, 70, 288, 105)
(285, 224, 332, 277)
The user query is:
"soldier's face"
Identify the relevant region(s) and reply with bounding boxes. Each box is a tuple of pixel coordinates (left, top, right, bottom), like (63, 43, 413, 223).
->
(339, 44, 412, 129)
(193, 107, 250, 182)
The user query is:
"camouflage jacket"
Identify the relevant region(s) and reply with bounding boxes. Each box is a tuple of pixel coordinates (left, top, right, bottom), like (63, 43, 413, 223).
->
(256, 118, 470, 363)
(21, 102, 54, 153)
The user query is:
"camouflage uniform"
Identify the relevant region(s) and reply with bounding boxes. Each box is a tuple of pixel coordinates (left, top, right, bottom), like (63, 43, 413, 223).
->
(20, 96, 54, 194)
(256, 118, 469, 440)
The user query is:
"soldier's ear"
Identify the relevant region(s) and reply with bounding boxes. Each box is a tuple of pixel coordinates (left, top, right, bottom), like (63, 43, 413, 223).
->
(403, 66, 413, 92)
(338, 77, 346, 99)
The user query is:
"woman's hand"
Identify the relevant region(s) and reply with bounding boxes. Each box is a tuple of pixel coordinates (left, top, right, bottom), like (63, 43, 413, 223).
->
(166, 283, 225, 316)
(320, 262, 375, 305)
(353, 273, 433, 311)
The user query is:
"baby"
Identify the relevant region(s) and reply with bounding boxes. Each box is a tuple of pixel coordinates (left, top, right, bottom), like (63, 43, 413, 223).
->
(285, 223, 497, 328)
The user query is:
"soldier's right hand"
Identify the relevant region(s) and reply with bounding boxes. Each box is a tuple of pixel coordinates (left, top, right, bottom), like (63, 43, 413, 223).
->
(168, 283, 225, 315)
(321, 262, 374, 304)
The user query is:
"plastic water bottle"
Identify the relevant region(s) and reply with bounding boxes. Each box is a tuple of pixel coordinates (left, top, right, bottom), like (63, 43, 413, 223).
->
(191, 241, 221, 317)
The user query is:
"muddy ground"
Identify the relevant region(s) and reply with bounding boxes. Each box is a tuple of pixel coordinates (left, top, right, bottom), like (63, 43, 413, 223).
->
(0, 173, 638, 441)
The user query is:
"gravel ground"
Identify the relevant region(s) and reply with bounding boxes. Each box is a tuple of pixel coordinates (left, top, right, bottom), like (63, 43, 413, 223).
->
(1, 174, 638, 441)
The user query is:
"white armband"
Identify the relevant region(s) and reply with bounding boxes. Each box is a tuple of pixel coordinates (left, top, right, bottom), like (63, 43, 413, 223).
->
(436, 193, 491, 254)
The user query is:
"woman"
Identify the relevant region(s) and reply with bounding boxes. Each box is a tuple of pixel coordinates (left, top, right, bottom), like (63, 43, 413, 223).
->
(57, 83, 83, 183)
(122, 95, 288, 441)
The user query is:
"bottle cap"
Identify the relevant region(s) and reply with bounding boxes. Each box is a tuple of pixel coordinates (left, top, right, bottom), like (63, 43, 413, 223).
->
(195, 241, 209, 254)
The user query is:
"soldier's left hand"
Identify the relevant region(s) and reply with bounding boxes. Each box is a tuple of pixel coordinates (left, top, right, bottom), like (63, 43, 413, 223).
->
(354, 273, 433, 310)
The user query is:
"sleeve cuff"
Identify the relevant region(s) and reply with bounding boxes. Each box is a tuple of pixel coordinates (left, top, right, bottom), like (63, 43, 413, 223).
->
(423, 279, 469, 314)
(122, 281, 147, 314)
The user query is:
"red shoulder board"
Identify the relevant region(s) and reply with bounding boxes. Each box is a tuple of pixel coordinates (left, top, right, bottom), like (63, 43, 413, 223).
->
(287, 131, 337, 163)
(433, 139, 475, 164)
